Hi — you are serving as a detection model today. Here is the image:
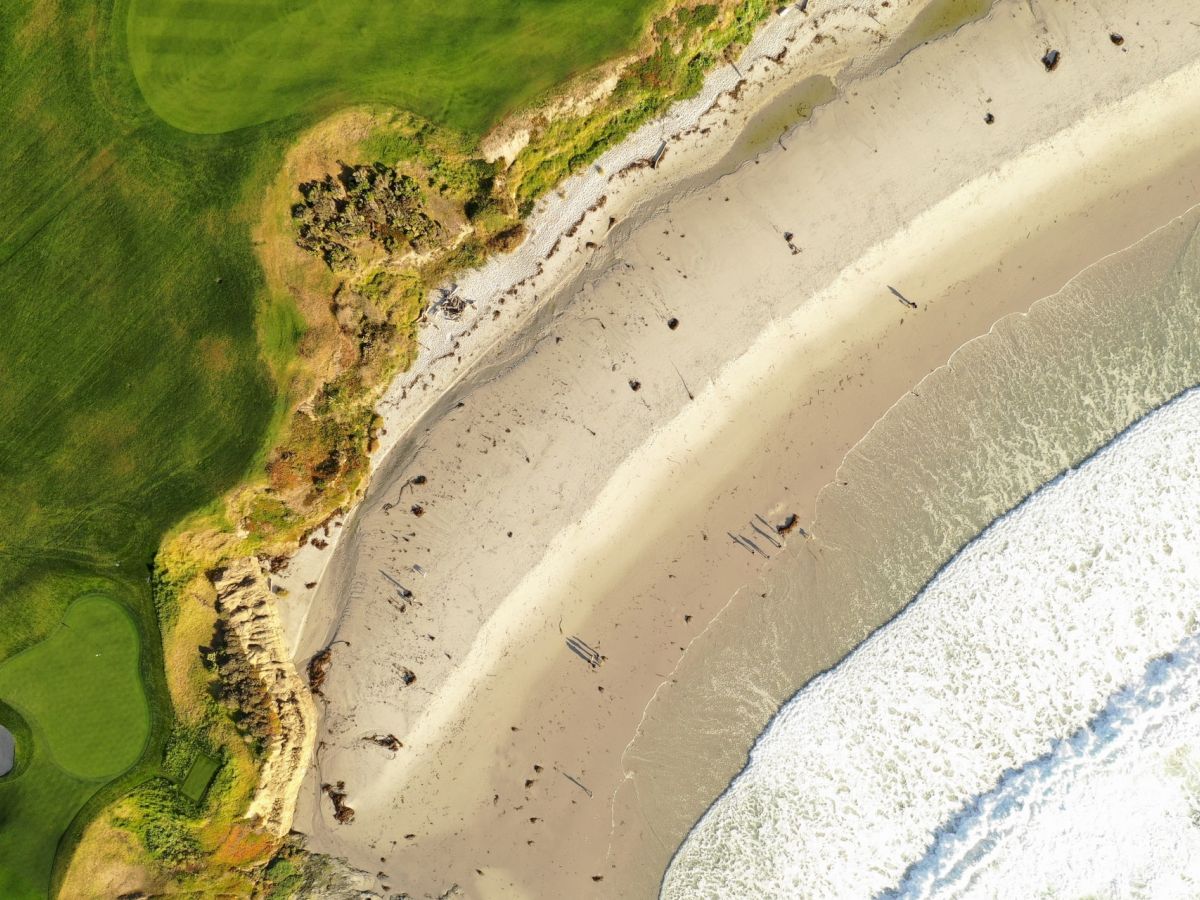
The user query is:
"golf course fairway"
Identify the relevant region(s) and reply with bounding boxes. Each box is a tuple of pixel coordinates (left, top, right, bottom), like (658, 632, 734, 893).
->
(0, 0, 668, 893)
(127, 0, 654, 135)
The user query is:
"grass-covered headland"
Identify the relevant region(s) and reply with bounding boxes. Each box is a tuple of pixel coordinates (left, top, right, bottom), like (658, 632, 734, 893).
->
(0, 0, 773, 895)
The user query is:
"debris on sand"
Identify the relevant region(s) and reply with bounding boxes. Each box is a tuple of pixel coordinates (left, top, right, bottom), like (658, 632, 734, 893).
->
(984, 112, 995, 124)
(650, 141, 668, 168)
(751, 518, 783, 548)
(887, 284, 918, 309)
(1041, 49, 1061, 71)
(566, 635, 604, 669)
(308, 647, 334, 696)
(775, 513, 800, 535)
(322, 781, 355, 823)
(433, 288, 470, 320)
(401, 667, 417, 686)
(362, 733, 402, 752)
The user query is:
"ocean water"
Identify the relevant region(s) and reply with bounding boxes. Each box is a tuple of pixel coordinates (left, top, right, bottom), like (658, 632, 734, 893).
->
(662, 387, 1200, 898)
(616, 209, 1200, 894)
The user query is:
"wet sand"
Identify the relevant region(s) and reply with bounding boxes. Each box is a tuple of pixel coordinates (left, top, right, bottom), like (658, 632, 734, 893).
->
(291, 2, 1200, 897)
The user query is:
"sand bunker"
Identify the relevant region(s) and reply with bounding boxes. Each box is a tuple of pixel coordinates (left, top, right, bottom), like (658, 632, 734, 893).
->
(0, 726, 13, 778)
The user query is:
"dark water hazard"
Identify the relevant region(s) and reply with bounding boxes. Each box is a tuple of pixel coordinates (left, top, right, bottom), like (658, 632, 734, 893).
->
(874, 0, 996, 71)
(695, 0, 994, 183)
(616, 205, 1200, 894)
(720, 74, 837, 169)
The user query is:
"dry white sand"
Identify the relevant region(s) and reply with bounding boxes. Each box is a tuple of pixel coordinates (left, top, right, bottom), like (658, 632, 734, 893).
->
(288, 2, 1200, 897)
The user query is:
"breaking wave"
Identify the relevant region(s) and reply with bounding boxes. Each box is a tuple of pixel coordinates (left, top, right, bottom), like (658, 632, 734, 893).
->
(662, 386, 1200, 899)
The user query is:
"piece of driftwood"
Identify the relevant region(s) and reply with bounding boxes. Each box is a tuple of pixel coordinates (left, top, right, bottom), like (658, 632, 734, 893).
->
(362, 733, 402, 751)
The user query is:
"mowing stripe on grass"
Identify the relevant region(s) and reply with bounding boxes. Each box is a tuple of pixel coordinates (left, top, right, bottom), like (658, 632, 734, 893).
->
(127, 0, 656, 135)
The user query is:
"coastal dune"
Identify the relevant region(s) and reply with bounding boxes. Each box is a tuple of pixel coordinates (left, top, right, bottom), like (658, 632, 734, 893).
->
(290, 2, 1200, 897)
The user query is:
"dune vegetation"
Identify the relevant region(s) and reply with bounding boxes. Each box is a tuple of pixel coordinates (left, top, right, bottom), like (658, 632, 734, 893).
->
(0, 0, 773, 895)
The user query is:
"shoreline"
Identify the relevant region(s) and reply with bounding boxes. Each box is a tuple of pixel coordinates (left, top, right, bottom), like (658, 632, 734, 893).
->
(269, 0, 977, 648)
(657, 200, 1200, 895)
(285, 0, 1200, 897)
(665, 371, 1200, 897)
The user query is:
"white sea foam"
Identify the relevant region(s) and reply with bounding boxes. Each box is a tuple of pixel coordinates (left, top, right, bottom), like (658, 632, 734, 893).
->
(662, 388, 1200, 899)
(888, 632, 1200, 899)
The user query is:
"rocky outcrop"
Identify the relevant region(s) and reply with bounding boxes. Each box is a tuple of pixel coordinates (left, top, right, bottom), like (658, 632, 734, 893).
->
(212, 559, 317, 836)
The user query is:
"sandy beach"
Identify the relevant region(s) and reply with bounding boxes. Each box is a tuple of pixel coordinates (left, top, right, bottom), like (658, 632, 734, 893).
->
(284, 2, 1200, 897)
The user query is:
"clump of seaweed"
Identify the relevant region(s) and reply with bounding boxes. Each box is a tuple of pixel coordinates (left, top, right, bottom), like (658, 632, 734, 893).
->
(321, 781, 355, 823)
(306, 646, 334, 696)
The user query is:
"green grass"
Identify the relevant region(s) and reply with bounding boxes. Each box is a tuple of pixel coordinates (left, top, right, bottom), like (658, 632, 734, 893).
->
(0, 699, 33, 780)
(0, 596, 149, 780)
(0, 0, 282, 892)
(128, 0, 660, 136)
(0, 576, 164, 899)
(179, 752, 222, 803)
(0, 593, 150, 898)
(1, 0, 671, 894)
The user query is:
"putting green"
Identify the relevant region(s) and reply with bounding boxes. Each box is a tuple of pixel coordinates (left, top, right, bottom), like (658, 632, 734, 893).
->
(127, 0, 655, 135)
(0, 595, 149, 781)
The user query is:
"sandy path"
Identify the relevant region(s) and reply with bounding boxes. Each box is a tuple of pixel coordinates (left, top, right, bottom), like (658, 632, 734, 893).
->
(291, 2, 1200, 898)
